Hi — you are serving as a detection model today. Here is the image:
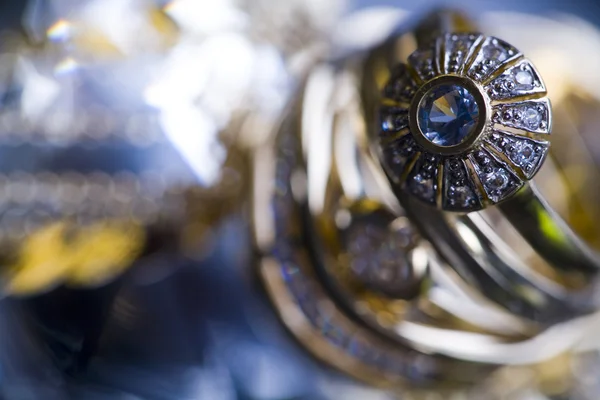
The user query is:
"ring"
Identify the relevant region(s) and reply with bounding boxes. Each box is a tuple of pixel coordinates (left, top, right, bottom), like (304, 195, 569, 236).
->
(378, 35, 550, 211)
(251, 8, 600, 394)
(366, 12, 600, 274)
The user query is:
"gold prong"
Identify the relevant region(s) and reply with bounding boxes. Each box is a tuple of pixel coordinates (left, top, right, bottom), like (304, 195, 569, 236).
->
(465, 154, 491, 206)
(401, 152, 421, 185)
(436, 161, 445, 209)
(379, 127, 411, 146)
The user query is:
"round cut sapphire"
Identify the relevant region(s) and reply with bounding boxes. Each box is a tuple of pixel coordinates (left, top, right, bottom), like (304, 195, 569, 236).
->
(418, 84, 480, 146)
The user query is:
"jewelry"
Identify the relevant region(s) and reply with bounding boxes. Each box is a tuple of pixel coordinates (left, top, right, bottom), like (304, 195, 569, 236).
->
(251, 8, 600, 393)
(365, 13, 600, 275)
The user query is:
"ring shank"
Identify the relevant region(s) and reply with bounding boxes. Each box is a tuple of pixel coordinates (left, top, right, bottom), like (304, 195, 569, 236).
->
(499, 183, 600, 274)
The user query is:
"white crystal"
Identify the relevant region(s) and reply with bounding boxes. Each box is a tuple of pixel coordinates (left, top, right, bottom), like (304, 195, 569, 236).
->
(483, 169, 510, 191)
(413, 174, 435, 199)
(347, 223, 414, 296)
(483, 45, 508, 62)
(514, 69, 534, 86)
(451, 186, 474, 207)
(511, 142, 536, 166)
(523, 107, 542, 129)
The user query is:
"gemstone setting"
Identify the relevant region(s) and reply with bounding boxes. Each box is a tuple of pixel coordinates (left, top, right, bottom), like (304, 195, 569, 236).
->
(486, 60, 545, 101)
(379, 33, 551, 211)
(493, 99, 551, 134)
(417, 84, 480, 147)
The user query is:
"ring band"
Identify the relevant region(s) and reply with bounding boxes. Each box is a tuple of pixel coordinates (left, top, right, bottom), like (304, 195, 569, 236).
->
(251, 8, 600, 392)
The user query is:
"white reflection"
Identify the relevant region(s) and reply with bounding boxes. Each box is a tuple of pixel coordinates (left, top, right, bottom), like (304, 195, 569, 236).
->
(333, 7, 407, 52)
(79, 0, 168, 55)
(16, 57, 61, 122)
(54, 57, 79, 76)
(145, 33, 255, 184)
(303, 66, 336, 214)
(398, 311, 600, 365)
(46, 19, 72, 42)
(159, 105, 225, 186)
(188, 366, 236, 400)
(164, 0, 248, 35)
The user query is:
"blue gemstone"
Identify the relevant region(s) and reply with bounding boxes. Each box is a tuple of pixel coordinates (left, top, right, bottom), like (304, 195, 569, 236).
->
(418, 84, 480, 146)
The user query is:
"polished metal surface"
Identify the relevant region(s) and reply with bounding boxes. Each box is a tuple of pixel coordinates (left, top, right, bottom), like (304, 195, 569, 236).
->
(2, 1, 600, 399)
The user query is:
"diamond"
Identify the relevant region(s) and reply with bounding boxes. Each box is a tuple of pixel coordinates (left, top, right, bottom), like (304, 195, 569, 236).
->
(380, 107, 408, 134)
(492, 100, 550, 134)
(449, 186, 475, 207)
(346, 221, 419, 298)
(523, 108, 542, 129)
(383, 64, 416, 103)
(486, 132, 549, 179)
(409, 49, 437, 81)
(483, 168, 510, 191)
(418, 84, 480, 146)
(381, 135, 416, 181)
(514, 69, 534, 86)
(442, 159, 482, 211)
(412, 174, 436, 199)
(468, 37, 519, 82)
(486, 60, 544, 101)
(444, 33, 481, 73)
(483, 44, 509, 63)
(511, 142, 536, 166)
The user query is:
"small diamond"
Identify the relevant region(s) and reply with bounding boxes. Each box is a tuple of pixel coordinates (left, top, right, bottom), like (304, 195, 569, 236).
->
(514, 69, 534, 86)
(483, 45, 508, 62)
(493, 101, 550, 134)
(418, 84, 480, 146)
(522, 107, 542, 129)
(346, 222, 418, 298)
(511, 143, 536, 166)
(381, 110, 408, 133)
(412, 174, 436, 199)
(450, 186, 475, 207)
(483, 168, 510, 191)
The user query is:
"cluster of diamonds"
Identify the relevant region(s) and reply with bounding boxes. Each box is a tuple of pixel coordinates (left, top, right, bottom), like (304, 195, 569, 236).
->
(379, 33, 551, 212)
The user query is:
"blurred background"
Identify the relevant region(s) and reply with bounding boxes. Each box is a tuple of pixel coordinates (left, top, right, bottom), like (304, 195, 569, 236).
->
(0, 0, 600, 399)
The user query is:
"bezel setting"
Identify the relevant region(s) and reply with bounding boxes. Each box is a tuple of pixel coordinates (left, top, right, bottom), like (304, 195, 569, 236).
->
(409, 75, 490, 156)
(379, 33, 551, 212)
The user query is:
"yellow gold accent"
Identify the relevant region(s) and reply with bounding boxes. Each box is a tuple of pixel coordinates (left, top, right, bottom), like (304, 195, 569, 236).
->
(379, 127, 411, 146)
(6, 220, 145, 296)
(436, 162, 445, 208)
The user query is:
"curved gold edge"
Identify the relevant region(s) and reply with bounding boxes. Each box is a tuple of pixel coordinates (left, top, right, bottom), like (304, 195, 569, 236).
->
(257, 256, 481, 392)
(434, 35, 444, 77)
(465, 154, 492, 207)
(482, 136, 549, 182)
(400, 151, 422, 185)
(468, 35, 523, 83)
(483, 142, 528, 181)
(406, 61, 425, 87)
(471, 148, 526, 207)
(458, 34, 485, 75)
(436, 162, 445, 209)
(380, 97, 410, 108)
(259, 257, 405, 389)
(380, 127, 411, 146)
(484, 58, 549, 106)
(480, 54, 525, 87)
